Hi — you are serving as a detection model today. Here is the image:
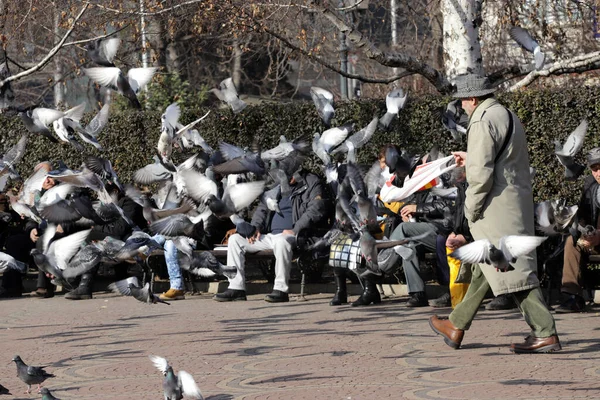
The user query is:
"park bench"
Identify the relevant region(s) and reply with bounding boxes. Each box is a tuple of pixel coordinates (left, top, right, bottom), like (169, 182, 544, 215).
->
(143, 240, 431, 299)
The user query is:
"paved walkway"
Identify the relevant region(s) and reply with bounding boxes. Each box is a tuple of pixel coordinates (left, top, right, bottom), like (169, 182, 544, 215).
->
(0, 292, 599, 399)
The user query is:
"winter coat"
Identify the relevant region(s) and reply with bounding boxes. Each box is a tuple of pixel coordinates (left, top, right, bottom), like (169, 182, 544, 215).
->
(464, 97, 539, 295)
(251, 170, 330, 236)
(575, 175, 600, 230)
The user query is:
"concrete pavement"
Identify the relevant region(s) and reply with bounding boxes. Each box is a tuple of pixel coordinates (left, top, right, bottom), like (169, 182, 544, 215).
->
(0, 291, 599, 399)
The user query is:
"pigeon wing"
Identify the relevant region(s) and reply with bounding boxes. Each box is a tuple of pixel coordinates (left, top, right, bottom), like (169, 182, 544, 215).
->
(127, 67, 158, 93)
(48, 229, 91, 270)
(509, 26, 539, 53)
(385, 88, 407, 114)
(100, 37, 121, 63)
(64, 103, 86, 122)
(181, 170, 218, 203)
(499, 235, 547, 262)
(85, 104, 110, 137)
(107, 276, 140, 296)
(32, 108, 65, 127)
(162, 102, 181, 132)
(449, 239, 491, 264)
(178, 370, 203, 399)
(149, 355, 169, 375)
(219, 142, 246, 161)
(225, 181, 265, 211)
(555, 119, 587, 157)
(83, 67, 121, 89)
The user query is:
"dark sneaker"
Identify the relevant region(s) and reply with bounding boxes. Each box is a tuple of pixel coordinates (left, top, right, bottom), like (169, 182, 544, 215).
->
(264, 290, 289, 303)
(555, 295, 585, 313)
(485, 294, 516, 310)
(213, 289, 247, 302)
(28, 289, 53, 299)
(429, 292, 451, 308)
(64, 288, 92, 300)
(406, 291, 428, 307)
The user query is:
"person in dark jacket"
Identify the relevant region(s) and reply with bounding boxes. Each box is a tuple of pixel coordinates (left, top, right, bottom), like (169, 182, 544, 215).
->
(388, 183, 454, 307)
(214, 164, 330, 303)
(557, 148, 600, 313)
(65, 183, 147, 300)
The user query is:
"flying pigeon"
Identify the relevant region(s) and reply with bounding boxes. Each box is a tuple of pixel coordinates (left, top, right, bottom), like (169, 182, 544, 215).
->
(331, 117, 378, 163)
(438, 99, 468, 142)
(12, 355, 54, 394)
(450, 235, 547, 272)
(108, 276, 170, 305)
(87, 37, 121, 67)
(149, 215, 205, 240)
(379, 88, 408, 130)
(509, 26, 545, 71)
(19, 108, 65, 142)
(0, 133, 28, 179)
(554, 119, 587, 181)
(149, 355, 204, 400)
(210, 77, 246, 113)
(179, 251, 237, 279)
(83, 66, 157, 109)
(310, 86, 335, 127)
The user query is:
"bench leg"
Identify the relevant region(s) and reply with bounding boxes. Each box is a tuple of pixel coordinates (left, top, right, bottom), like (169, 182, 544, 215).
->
(377, 283, 388, 299)
(297, 272, 308, 302)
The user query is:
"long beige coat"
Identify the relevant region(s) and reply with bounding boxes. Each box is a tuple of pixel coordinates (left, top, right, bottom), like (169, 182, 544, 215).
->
(464, 97, 540, 295)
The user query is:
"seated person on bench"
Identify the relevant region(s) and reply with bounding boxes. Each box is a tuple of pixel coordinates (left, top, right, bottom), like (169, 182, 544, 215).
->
(557, 147, 600, 313)
(214, 159, 329, 303)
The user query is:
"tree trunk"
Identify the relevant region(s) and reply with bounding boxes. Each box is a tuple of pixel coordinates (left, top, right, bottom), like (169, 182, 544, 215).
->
(53, 7, 64, 107)
(232, 38, 242, 90)
(441, 0, 483, 79)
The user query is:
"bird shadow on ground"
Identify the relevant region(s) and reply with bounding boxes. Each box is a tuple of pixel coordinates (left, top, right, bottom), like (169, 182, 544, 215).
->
(501, 379, 573, 385)
(248, 373, 339, 384)
(206, 394, 234, 400)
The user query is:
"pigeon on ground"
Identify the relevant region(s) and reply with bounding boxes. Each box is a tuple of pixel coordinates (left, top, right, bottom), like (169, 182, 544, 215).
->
(379, 88, 408, 129)
(450, 235, 547, 272)
(20, 108, 65, 142)
(310, 86, 335, 127)
(210, 77, 246, 113)
(87, 37, 121, 67)
(12, 355, 54, 394)
(509, 26, 545, 71)
(83, 66, 157, 109)
(40, 387, 60, 400)
(149, 355, 204, 400)
(108, 277, 170, 305)
(554, 119, 587, 181)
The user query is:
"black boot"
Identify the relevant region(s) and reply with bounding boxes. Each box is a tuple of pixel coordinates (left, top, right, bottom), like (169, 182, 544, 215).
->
(65, 273, 93, 300)
(406, 291, 428, 307)
(351, 278, 381, 307)
(330, 267, 348, 306)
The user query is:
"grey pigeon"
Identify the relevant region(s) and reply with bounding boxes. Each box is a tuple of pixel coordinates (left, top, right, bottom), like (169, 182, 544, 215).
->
(83, 66, 157, 109)
(84, 155, 124, 192)
(0, 251, 28, 274)
(535, 199, 578, 236)
(438, 99, 468, 142)
(78, 103, 110, 150)
(213, 142, 265, 175)
(113, 231, 162, 261)
(86, 37, 120, 67)
(360, 230, 379, 270)
(149, 215, 205, 240)
(554, 119, 587, 181)
(205, 180, 265, 220)
(0, 58, 14, 109)
(261, 135, 309, 161)
(12, 355, 54, 394)
(331, 117, 378, 163)
(19, 108, 64, 142)
(450, 235, 547, 272)
(133, 156, 173, 185)
(62, 244, 103, 279)
(40, 387, 60, 400)
(108, 277, 170, 305)
(52, 103, 88, 151)
(310, 86, 335, 127)
(379, 88, 407, 129)
(179, 251, 237, 279)
(0, 383, 10, 395)
(509, 26, 545, 70)
(149, 355, 204, 400)
(210, 77, 246, 113)
(319, 123, 353, 153)
(0, 133, 28, 179)
(143, 199, 195, 223)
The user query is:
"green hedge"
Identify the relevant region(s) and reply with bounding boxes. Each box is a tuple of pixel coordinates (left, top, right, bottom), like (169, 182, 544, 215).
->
(1, 87, 596, 205)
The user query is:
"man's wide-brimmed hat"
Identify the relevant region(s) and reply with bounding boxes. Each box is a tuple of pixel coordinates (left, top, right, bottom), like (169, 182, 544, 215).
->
(587, 147, 600, 167)
(452, 74, 497, 99)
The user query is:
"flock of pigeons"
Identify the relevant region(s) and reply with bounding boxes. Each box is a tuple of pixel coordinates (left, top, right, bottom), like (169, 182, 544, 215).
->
(0, 25, 591, 398)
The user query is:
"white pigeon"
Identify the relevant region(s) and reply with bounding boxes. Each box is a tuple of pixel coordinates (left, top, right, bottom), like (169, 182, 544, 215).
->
(149, 355, 204, 400)
(450, 235, 547, 272)
(210, 77, 246, 113)
(379, 88, 408, 129)
(310, 86, 335, 126)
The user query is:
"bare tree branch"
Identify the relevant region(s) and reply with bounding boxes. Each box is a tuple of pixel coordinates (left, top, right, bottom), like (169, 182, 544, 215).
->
(0, 3, 89, 88)
(91, 0, 202, 16)
(62, 23, 131, 47)
(263, 26, 414, 84)
(508, 50, 600, 91)
(307, 0, 452, 93)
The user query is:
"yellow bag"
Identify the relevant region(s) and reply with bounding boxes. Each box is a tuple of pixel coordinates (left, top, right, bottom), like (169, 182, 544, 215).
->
(447, 247, 469, 308)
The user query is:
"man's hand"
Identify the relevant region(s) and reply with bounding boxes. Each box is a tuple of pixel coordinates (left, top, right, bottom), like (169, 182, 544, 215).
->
(579, 230, 600, 249)
(248, 230, 261, 244)
(282, 229, 295, 236)
(446, 233, 467, 250)
(30, 228, 39, 243)
(452, 151, 467, 167)
(56, 224, 64, 234)
(400, 204, 417, 222)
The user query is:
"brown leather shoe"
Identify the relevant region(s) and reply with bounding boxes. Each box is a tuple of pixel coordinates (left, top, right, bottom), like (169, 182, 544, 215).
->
(510, 335, 561, 354)
(429, 315, 464, 349)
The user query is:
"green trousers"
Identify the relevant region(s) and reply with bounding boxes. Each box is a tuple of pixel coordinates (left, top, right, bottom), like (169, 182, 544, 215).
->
(449, 263, 557, 337)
